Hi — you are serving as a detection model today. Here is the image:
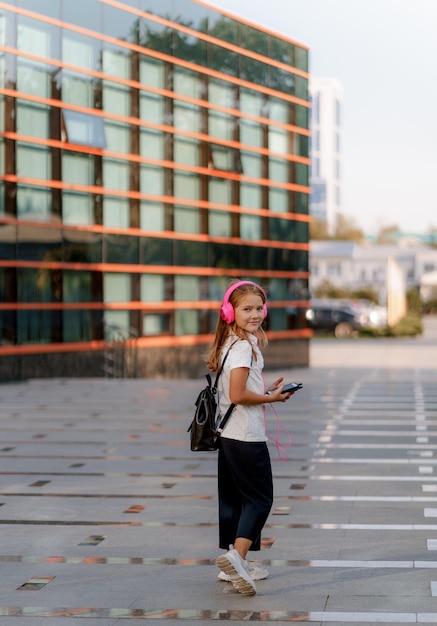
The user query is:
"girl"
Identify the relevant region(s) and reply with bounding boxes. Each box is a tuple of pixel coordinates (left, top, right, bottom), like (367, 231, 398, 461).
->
(207, 280, 293, 596)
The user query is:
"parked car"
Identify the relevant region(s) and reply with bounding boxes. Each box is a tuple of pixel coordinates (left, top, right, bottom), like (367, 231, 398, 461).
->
(306, 299, 387, 338)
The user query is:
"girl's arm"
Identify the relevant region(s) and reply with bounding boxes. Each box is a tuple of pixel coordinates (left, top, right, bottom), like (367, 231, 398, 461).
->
(229, 368, 291, 405)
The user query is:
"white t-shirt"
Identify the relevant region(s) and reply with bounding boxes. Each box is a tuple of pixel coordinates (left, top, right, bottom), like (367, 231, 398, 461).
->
(217, 334, 267, 442)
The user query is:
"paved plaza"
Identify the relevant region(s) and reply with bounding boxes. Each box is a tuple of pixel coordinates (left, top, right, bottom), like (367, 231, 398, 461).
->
(0, 319, 437, 625)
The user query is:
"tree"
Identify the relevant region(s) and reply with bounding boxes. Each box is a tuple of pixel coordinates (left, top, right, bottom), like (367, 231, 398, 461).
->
(376, 224, 400, 244)
(310, 213, 364, 242)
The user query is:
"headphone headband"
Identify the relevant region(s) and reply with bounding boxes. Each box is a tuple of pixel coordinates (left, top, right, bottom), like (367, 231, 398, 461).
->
(220, 281, 267, 324)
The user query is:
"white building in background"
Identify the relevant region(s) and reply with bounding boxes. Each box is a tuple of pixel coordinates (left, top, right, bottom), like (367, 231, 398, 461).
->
(310, 240, 437, 305)
(310, 78, 343, 235)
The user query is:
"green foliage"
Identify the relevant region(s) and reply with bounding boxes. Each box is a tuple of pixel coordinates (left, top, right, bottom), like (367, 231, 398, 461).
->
(406, 287, 422, 314)
(388, 312, 423, 336)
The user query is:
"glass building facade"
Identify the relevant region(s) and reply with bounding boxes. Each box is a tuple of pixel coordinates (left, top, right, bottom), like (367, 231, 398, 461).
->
(0, 0, 311, 379)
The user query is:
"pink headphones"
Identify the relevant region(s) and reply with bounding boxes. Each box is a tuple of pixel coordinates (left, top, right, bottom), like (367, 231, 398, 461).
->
(220, 281, 268, 324)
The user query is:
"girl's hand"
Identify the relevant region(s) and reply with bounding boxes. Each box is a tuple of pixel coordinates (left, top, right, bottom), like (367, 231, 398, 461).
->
(266, 377, 284, 394)
(266, 384, 293, 403)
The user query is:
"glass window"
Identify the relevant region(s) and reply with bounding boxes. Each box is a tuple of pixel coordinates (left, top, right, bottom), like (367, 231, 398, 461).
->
(141, 129, 165, 161)
(139, 57, 165, 89)
(16, 102, 49, 139)
(102, 48, 130, 79)
(209, 79, 234, 109)
(209, 211, 231, 237)
(269, 158, 289, 183)
(174, 239, 208, 267)
(103, 197, 130, 229)
(17, 224, 61, 261)
(143, 313, 170, 336)
(173, 102, 200, 133)
(174, 206, 200, 234)
(62, 153, 94, 186)
(208, 112, 234, 140)
(295, 75, 308, 100)
(209, 179, 231, 205)
(63, 310, 93, 342)
(63, 270, 93, 302)
(17, 144, 51, 180)
(269, 189, 289, 213)
(140, 165, 164, 196)
(174, 276, 200, 336)
(173, 137, 198, 166)
(104, 159, 129, 191)
(240, 183, 261, 209)
(63, 110, 107, 149)
(17, 17, 54, 58)
(269, 98, 289, 124)
(240, 88, 263, 117)
(295, 134, 309, 158)
(296, 104, 309, 129)
(16, 61, 51, 98)
(240, 121, 263, 148)
(296, 163, 309, 187)
(105, 122, 130, 153)
(209, 43, 239, 77)
(62, 33, 99, 71)
(173, 67, 202, 99)
(140, 274, 165, 302)
(241, 152, 262, 178)
(104, 234, 138, 264)
(174, 172, 199, 201)
(103, 82, 130, 116)
(62, 192, 94, 226)
(269, 128, 288, 154)
(240, 215, 261, 241)
(103, 272, 130, 302)
(210, 146, 242, 173)
(16, 186, 51, 222)
(62, 72, 94, 107)
(63, 229, 102, 263)
(140, 201, 165, 231)
(141, 237, 173, 265)
(140, 93, 164, 124)
(269, 217, 294, 242)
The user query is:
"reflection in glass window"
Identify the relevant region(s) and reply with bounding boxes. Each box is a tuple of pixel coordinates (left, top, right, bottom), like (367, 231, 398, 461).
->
(104, 234, 138, 264)
(209, 79, 234, 108)
(240, 88, 263, 117)
(63, 110, 107, 149)
(209, 146, 242, 173)
(174, 276, 200, 335)
(143, 314, 170, 335)
(102, 48, 130, 78)
(63, 33, 97, 70)
(17, 19, 52, 58)
(62, 72, 94, 107)
(17, 62, 51, 98)
(63, 270, 92, 302)
(173, 67, 202, 98)
(16, 187, 51, 221)
(140, 57, 165, 89)
(62, 192, 94, 226)
(141, 237, 173, 265)
(174, 239, 208, 267)
(241, 152, 262, 178)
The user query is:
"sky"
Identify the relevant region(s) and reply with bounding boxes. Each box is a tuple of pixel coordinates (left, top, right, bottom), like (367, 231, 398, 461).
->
(207, 0, 437, 235)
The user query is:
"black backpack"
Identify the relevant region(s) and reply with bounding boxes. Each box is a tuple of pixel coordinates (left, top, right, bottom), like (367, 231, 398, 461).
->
(188, 345, 236, 452)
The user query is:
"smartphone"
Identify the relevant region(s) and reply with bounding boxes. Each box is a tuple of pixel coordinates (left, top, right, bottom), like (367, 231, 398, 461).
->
(266, 382, 302, 395)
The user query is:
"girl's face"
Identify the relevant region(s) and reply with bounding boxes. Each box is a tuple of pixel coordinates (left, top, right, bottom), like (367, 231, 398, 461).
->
(233, 293, 265, 333)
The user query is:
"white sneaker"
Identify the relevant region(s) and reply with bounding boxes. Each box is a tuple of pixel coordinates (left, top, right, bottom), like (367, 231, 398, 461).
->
(215, 548, 257, 595)
(218, 562, 268, 582)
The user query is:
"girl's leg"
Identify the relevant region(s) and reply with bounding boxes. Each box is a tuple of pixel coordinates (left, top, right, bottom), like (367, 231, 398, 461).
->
(220, 439, 273, 552)
(217, 441, 242, 550)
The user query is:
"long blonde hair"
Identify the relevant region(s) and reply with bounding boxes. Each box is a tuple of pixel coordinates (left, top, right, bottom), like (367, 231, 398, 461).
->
(206, 280, 268, 371)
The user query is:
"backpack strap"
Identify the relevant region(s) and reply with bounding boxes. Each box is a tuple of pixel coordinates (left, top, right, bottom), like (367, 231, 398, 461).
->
(212, 340, 240, 433)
